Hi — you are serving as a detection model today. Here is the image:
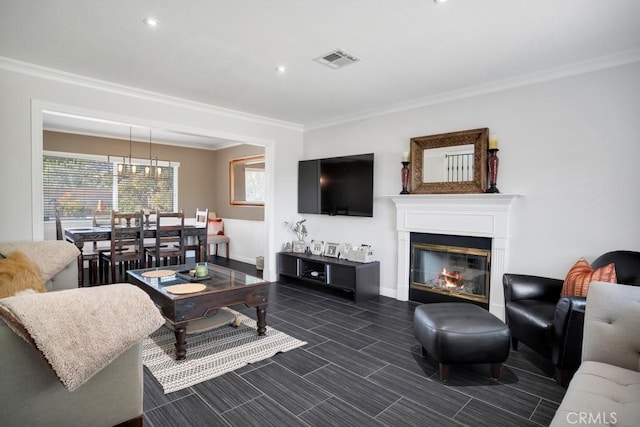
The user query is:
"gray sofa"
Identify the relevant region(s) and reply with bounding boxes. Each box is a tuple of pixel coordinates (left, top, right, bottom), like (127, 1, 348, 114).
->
(0, 245, 144, 427)
(550, 281, 640, 427)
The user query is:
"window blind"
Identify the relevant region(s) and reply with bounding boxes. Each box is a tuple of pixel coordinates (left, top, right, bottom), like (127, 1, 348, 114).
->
(43, 153, 176, 221)
(43, 155, 113, 220)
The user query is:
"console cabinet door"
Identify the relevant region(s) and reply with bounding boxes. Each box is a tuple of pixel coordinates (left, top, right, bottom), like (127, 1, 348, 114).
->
(328, 264, 355, 291)
(278, 254, 298, 276)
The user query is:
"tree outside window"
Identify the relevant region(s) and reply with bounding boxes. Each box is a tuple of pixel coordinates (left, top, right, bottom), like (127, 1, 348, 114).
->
(244, 167, 265, 202)
(43, 153, 177, 220)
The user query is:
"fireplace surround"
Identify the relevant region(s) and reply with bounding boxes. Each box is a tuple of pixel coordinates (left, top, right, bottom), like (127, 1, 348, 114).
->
(410, 233, 492, 308)
(391, 194, 520, 320)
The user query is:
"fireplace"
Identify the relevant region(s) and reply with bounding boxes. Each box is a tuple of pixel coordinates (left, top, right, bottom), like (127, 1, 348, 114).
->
(390, 194, 520, 320)
(410, 233, 491, 308)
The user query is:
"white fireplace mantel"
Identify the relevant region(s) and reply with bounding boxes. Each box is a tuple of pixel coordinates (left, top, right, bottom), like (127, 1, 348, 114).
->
(390, 194, 521, 320)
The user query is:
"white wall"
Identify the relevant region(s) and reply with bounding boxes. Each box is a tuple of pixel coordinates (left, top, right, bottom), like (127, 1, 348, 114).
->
(219, 219, 266, 264)
(303, 62, 640, 297)
(0, 61, 304, 281)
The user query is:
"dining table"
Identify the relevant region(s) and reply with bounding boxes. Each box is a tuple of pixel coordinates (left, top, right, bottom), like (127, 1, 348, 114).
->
(64, 224, 208, 286)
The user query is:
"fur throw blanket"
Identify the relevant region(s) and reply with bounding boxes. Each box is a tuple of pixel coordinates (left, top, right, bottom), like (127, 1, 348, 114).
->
(0, 283, 164, 391)
(0, 241, 80, 282)
(0, 251, 48, 299)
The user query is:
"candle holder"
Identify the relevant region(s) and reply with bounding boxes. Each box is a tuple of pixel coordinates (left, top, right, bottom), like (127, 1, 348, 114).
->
(400, 161, 410, 194)
(486, 148, 500, 193)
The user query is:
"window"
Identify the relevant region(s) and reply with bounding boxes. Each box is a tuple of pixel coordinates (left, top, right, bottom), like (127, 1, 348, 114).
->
(115, 163, 175, 213)
(43, 152, 178, 220)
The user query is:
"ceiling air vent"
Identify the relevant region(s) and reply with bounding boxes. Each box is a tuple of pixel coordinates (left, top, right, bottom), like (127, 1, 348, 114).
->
(313, 49, 361, 69)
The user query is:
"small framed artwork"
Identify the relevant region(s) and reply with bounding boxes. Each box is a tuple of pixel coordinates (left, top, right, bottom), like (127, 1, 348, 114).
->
(292, 241, 306, 253)
(339, 243, 352, 259)
(324, 242, 340, 258)
(310, 240, 324, 255)
(282, 241, 292, 252)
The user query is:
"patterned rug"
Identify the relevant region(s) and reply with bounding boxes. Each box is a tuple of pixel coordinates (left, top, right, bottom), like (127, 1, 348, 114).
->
(143, 308, 307, 393)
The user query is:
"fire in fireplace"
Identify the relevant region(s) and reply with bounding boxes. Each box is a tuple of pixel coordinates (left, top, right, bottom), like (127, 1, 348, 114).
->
(409, 234, 491, 307)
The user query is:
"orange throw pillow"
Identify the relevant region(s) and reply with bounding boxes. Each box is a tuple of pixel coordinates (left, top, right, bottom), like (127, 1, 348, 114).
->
(0, 251, 46, 298)
(561, 258, 617, 297)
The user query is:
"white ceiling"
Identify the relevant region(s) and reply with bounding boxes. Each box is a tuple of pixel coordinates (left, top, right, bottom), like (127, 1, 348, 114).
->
(2, 0, 640, 144)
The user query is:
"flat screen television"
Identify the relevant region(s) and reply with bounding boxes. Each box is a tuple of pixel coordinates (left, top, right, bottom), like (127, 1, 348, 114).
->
(298, 153, 374, 217)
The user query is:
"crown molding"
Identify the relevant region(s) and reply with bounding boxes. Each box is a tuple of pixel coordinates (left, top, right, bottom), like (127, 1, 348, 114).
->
(305, 48, 640, 131)
(43, 125, 239, 152)
(0, 56, 303, 132)
(3, 48, 639, 133)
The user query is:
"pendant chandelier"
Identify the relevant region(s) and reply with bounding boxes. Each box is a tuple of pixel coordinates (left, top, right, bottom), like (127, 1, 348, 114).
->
(113, 127, 168, 180)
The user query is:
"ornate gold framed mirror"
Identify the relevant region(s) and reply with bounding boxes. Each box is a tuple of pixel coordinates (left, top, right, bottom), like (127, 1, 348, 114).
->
(409, 128, 488, 194)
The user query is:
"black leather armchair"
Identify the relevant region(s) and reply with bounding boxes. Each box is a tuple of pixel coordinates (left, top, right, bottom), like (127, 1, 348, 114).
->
(503, 250, 640, 386)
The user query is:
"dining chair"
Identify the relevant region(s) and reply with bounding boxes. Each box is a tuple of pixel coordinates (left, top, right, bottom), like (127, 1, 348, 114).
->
(100, 210, 145, 284)
(140, 209, 159, 249)
(56, 209, 100, 285)
(55, 208, 64, 241)
(207, 212, 230, 260)
(146, 211, 186, 267)
(91, 209, 113, 257)
(180, 208, 209, 263)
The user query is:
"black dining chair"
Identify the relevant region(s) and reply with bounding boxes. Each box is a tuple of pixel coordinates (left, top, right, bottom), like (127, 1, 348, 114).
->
(56, 209, 100, 285)
(179, 208, 208, 263)
(146, 211, 186, 267)
(100, 210, 145, 283)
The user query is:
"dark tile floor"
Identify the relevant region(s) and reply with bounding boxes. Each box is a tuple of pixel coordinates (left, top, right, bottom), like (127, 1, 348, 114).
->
(138, 257, 566, 427)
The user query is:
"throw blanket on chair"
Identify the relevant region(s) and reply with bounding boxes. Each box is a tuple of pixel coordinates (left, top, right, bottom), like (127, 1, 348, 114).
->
(0, 283, 164, 391)
(0, 241, 80, 282)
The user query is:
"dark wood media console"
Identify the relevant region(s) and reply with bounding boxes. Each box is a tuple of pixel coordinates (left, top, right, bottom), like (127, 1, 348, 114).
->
(277, 252, 380, 302)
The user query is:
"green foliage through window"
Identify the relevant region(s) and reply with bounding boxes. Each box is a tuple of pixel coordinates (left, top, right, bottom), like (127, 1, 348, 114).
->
(244, 168, 265, 202)
(43, 154, 175, 220)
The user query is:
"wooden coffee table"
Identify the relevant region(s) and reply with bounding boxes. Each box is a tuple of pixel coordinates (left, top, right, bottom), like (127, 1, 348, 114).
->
(127, 263, 270, 360)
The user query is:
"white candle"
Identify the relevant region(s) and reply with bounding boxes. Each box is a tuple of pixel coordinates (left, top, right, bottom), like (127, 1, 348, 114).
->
(402, 151, 409, 162)
(489, 134, 499, 150)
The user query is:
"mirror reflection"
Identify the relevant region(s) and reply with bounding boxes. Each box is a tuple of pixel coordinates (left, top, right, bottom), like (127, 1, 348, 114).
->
(410, 128, 488, 194)
(422, 144, 475, 183)
(229, 155, 265, 206)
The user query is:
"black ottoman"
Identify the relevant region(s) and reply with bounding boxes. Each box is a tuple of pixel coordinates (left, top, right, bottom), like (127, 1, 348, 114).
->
(414, 303, 510, 381)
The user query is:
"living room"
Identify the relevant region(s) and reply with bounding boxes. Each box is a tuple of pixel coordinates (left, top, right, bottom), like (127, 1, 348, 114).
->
(1, 1, 639, 426)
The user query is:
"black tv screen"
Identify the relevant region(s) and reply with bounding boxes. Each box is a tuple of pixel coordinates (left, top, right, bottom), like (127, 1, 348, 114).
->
(298, 153, 374, 217)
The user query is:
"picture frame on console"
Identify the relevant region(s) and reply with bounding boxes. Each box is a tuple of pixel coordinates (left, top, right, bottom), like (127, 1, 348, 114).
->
(292, 241, 305, 253)
(324, 242, 340, 258)
(409, 128, 488, 194)
(310, 240, 324, 255)
(339, 243, 352, 260)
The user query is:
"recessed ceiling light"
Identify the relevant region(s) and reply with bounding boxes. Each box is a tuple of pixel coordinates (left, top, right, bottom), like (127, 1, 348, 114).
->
(433, 0, 449, 3)
(143, 17, 160, 27)
(275, 65, 288, 73)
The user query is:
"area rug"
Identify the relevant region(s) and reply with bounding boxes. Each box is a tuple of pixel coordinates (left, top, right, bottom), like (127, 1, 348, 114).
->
(143, 308, 307, 393)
